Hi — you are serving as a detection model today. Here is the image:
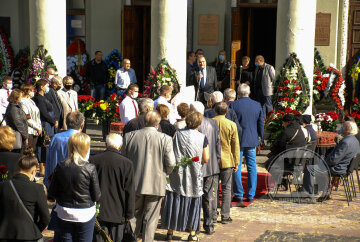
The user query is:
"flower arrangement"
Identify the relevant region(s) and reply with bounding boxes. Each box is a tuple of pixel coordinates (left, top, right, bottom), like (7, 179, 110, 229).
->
(78, 95, 95, 119)
(273, 53, 309, 113)
(15, 47, 30, 70)
(67, 39, 89, 94)
(143, 59, 180, 99)
(26, 45, 57, 84)
(0, 165, 8, 181)
(92, 93, 122, 124)
(104, 49, 122, 96)
(313, 70, 323, 103)
(315, 112, 339, 131)
(349, 54, 360, 100)
(265, 107, 301, 142)
(322, 65, 345, 110)
(0, 28, 14, 80)
(348, 98, 360, 127)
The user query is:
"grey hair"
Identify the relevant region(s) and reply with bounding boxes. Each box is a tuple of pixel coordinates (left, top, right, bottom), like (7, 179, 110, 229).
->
(51, 75, 62, 84)
(106, 133, 123, 149)
(343, 121, 358, 135)
(238, 84, 250, 97)
(138, 98, 154, 113)
(190, 101, 205, 115)
(224, 88, 236, 100)
(209, 91, 223, 103)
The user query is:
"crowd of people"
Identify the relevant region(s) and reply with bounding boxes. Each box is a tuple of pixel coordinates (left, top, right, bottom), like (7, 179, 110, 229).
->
(0, 49, 359, 242)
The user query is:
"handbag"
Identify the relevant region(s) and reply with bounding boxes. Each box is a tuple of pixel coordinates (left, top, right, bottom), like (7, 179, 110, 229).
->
(37, 129, 51, 147)
(0, 110, 23, 150)
(9, 180, 44, 242)
(123, 221, 136, 242)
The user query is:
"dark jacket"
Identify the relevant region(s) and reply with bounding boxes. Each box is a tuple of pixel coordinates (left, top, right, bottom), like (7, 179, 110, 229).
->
(204, 106, 242, 144)
(5, 103, 29, 140)
(270, 121, 306, 156)
(326, 135, 360, 175)
(188, 66, 218, 103)
(48, 160, 101, 208)
(45, 87, 63, 130)
(90, 148, 135, 223)
(199, 117, 221, 177)
(159, 120, 176, 138)
(0, 150, 21, 179)
(305, 125, 318, 141)
(34, 94, 56, 137)
(229, 97, 264, 147)
(0, 174, 50, 241)
(214, 61, 230, 92)
(86, 59, 108, 86)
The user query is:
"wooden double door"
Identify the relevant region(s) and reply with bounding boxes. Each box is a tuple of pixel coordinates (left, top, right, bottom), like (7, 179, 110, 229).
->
(122, 5, 151, 91)
(232, 5, 277, 67)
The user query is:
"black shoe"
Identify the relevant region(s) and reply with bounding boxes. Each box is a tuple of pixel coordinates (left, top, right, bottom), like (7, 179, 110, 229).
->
(232, 197, 243, 203)
(221, 217, 233, 224)
(317, 195, 331, 202)
(204, 228, 215, 235)
(248, 198, 254, 203)
(188, 234, 200, 241)
(166, 234, 173, 241)
(302, 197, 317, 204)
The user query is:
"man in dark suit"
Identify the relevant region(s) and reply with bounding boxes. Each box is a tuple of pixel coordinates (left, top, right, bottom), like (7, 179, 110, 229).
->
(190, 101, 220, 235)
(302, 121, 360, 201)
(187, 56, 218, 105)
(230, 84, 264, 203)
(91, 133, 135, 241)
(45, 75, 63, 132)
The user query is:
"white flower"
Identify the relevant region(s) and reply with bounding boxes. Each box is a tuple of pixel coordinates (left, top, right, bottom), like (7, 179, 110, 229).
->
(314, 90, 319, 95)
(290, 105, 296, 110)
(296, 90, 302, 95)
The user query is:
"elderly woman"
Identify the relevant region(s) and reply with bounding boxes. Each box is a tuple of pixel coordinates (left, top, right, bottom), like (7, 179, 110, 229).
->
(20, 83, 42, 151)
(161, 111, 209, 242)
(0, 126, 22, 178)
(0, 147, 50, 241)
(174, 103, 190, 130)
(48, 132, 101, 241)
(4, 88, 28, 151)
(34, 79, 57, 176)
(156, 104, 177, 137)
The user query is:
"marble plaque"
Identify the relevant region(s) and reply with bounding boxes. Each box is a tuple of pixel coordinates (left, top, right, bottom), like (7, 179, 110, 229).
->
(198, 14, 219, 45)
(315, 13, 331, 46)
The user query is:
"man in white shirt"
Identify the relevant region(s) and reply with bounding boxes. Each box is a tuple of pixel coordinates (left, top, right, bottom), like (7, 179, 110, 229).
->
(0, 76, 12, 124)
(119, 84, 139, 124)
(115, 59, 137, 97)
(154, 85, 177, 124)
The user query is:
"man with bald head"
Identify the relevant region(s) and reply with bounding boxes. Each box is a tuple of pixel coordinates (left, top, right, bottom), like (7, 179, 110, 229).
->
(188, 56, 218, 105)
(122, 111, 175, 241)
(115, 58, 137, 97)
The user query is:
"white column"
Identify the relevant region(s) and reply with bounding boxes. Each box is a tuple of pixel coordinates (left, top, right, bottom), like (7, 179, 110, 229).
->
(151, 0, 187, 88)
(275, 0, 317, 114)
(29, 0, 66, 77)
(338, 0, 349, 76)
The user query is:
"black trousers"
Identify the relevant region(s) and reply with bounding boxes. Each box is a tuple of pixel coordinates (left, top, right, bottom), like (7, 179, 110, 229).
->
(95, 220, 125, 242)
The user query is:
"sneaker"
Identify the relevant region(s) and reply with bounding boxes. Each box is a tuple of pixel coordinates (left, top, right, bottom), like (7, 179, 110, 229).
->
(221, 217, 233, 224)
(188, 234, 200, 241)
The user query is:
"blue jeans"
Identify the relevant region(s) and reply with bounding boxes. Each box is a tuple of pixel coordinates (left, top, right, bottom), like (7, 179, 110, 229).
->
(233, 147, 257, 199)
(90, 84, 106, 101)
(54, 215, 95, 242)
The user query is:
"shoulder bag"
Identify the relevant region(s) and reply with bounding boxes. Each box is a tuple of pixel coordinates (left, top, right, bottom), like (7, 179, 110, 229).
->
(0, 110, 22, 150)
(9, 180, 44, 242)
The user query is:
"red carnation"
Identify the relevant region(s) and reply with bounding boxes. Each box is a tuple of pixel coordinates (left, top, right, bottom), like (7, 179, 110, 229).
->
(0, 165, 8, 174)
(294, 86, 302, 91)
(357, 114, 360, 120)
(192, 156, 200, 162)
(283, 97, 289, 101)
(284, 92, 289, 96)
(284, 80, 290, 84)
(355, 98, 359, 104)
(292, 80, 297, 84)
(316, 86, 321, 91)
(293, 92, 298, 96)
(289, 98, 295, 103)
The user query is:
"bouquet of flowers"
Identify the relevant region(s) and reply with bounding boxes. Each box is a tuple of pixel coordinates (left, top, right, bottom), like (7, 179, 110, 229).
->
(315, 112, 339, 131)
(26, 45, 57, 84)
(0, 165, 8, 182)
(67, 39, 89, 94)
(173, 156, 200, 172)
(322, 66, 345, 110)
(0, 28, 14, 80)
(93, 93, 122, 124)
(313, 70, 323, 103)
(265, 107, 301, 143)
(348, 98, 360, 127)
(78, 95, 95, 119)
(143, 59, 180, 99)
(104, 49, 122, 96)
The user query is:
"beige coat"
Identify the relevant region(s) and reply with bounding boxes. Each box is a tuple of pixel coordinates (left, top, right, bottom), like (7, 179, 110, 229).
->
(122, 127, 176, 196)
(57, 88, 78, 130)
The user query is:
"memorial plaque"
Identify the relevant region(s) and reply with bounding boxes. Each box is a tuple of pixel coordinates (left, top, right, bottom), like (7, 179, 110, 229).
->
(198, 14, 219, 45)
(315, 13, 331, 46)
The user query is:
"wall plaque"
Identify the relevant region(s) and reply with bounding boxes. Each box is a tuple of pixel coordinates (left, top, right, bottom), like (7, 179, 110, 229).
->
(198, 14, 219, 45)
(315, 13, 331, 46)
